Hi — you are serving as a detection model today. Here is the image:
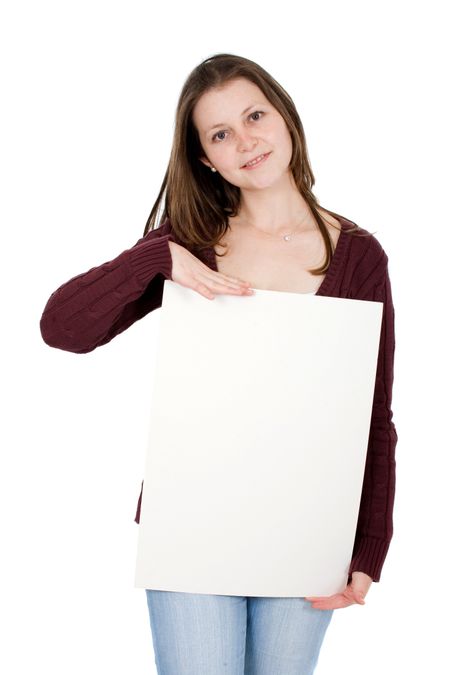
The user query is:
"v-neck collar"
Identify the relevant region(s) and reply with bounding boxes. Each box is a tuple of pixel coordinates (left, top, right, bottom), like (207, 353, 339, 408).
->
(202, 213, 353, 297)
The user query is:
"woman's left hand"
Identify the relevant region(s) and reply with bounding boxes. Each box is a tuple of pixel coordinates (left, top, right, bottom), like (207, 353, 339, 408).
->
(305, 571, 373, 610)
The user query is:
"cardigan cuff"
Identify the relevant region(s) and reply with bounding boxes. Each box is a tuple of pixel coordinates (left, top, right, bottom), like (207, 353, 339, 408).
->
(347, 536, 391, 583)
(127, 234, 173, 285)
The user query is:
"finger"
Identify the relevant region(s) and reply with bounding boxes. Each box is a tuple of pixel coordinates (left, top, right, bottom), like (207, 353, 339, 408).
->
(200, 275, 254, 295)
(312, 597, 353, 610)
(307, 593, 357, 610)
(212, 276, 253, 292)
(192, 281, 216, 300)
(305, 593, 341, 602)
(199, 268, 252, 289)
(217, 273, 251, 287)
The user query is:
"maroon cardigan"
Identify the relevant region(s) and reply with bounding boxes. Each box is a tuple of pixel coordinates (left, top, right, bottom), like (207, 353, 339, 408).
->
(40, 214, 398, 583)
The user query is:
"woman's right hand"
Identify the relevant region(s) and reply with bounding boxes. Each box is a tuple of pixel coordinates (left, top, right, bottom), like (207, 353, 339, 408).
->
(168, 240, 254, 300)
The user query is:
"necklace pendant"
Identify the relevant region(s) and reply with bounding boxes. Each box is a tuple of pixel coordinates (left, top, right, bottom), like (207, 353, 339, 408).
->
(283, 234, 291, 241)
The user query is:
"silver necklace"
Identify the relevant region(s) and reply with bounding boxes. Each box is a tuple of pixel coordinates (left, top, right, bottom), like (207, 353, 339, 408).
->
(241, 211, 311, 242)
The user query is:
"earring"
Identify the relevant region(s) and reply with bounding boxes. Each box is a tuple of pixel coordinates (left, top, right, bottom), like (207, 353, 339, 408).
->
(210, 167, 217, 172)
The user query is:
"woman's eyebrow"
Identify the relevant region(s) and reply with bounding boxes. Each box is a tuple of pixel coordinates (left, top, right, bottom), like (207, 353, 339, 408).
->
(207, 103, 263, 132)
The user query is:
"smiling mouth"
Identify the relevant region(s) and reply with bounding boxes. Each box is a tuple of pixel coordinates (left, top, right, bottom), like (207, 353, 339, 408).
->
(241, 152, 271, 169)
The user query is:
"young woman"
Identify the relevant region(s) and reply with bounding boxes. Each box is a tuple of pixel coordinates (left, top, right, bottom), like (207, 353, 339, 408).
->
(40, 53, 398, 674)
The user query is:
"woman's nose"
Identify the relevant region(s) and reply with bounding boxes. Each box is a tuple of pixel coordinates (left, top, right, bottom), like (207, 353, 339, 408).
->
(236, 131, 257, 152)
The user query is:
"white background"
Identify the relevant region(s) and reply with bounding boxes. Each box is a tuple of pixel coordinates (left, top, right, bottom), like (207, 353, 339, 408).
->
(1, 1, 448, 673)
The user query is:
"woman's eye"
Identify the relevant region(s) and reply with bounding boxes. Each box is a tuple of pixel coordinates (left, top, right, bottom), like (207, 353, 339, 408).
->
(212, 111, 264, 142)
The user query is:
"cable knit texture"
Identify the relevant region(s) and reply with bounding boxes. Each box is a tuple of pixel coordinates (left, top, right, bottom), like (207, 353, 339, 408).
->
(40, 214, 398, 584)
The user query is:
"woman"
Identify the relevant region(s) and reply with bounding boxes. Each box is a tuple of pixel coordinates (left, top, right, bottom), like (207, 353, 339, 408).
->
(40, 53, 398, 674)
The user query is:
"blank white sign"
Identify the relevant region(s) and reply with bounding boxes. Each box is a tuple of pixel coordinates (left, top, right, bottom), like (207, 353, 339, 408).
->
(134, 281, 383, 597)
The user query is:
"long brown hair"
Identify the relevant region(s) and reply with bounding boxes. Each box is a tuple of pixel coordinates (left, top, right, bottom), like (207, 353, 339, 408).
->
(143, 53, 371, 275)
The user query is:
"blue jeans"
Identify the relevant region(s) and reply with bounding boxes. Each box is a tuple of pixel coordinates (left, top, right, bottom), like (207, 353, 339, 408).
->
(145, 590, 333, 674)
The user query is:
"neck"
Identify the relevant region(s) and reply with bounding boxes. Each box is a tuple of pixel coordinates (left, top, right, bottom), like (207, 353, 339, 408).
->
(235, 173, 315, 236)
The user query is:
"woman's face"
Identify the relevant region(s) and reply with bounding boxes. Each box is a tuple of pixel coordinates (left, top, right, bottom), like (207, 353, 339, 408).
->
(192, 78, 293, 191)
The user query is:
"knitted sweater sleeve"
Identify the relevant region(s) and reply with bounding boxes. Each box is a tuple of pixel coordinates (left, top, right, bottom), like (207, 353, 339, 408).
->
(39, 218, 174, 354)
(347, 257, 398, 583)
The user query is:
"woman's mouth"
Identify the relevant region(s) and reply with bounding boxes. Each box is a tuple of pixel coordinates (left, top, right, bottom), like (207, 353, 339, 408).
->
(241, 152, 271, 170)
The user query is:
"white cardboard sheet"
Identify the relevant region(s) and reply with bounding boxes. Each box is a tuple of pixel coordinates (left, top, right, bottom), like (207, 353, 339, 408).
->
(134, 281, 383, 597)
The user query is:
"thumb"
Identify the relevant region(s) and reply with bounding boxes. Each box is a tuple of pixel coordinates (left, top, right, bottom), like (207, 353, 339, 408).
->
(349, 580, 366, 604)
(355, 591, 366, 605)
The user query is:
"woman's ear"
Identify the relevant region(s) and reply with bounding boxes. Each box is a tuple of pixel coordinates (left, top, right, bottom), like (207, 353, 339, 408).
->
(199, 156, 213, 170)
